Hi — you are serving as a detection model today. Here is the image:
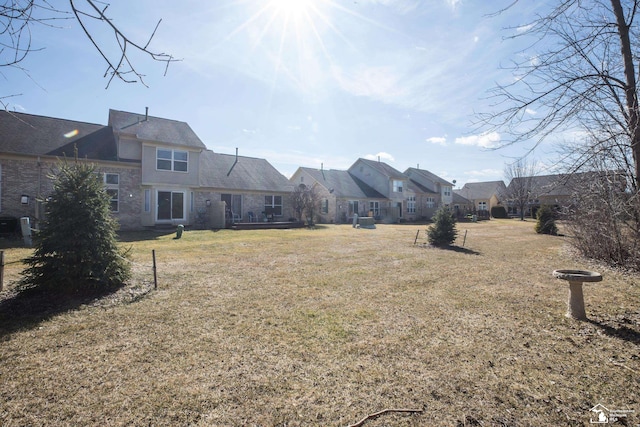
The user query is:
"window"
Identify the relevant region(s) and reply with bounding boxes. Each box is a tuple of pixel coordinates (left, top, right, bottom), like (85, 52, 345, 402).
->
(321, 199, 329, 214)
(104, 173, 119, 212)
(369, 201, 380, 216)
(265, 195, 283, 216)
(443, 187, 451, 197)
(348, 200, 359, 216)
(144, 189, 151, 212)
(157, 149, 188, 172)
(393, 180, 403, 193)
(478, 201, 487, 211)
(426, 197, 435, 208)
(407, 196, 416, 214)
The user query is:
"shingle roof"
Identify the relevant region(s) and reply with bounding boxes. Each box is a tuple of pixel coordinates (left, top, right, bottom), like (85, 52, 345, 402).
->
(0, 110, 112, 159)
(108, 109, 206, 150)
(298, 167, 386, 199)
(407, 179, 438, 194)
(352, 158, 407, 179)
(199, 151, 293, 192)
(456, 180, 506, 200)
(405, 167, 453, 189)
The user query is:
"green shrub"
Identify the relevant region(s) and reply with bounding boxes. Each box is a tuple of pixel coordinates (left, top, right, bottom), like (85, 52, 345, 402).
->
(491, 206, 507, 218)
(534, 205, 558, 235)
(427, 207, 458, 246)
(20, 161, 131, 293)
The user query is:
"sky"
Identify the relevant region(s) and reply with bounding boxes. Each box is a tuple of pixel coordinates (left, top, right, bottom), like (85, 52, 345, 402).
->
(2, 0, 559, 187)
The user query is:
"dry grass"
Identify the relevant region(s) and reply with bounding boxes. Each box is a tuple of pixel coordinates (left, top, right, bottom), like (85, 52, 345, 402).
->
(0, 220, 639, 426)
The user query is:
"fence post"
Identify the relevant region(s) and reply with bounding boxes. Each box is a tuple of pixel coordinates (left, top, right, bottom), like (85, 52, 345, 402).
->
(152, 249, 157, 289)
(0, 251, 4, 292)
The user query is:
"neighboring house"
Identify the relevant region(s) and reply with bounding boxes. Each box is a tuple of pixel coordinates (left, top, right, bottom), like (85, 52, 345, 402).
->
(404, 167, 454, 219)
(452, 191, 474, 217)
(290, 161, 455, 223)
(0, 109, 291, 231)
(505, 172, 624, 217)
(198, 150, 294, 227)
(347, 158, 409, 222)
(455, 181, 507, 216)
(289, 166, 386, 224)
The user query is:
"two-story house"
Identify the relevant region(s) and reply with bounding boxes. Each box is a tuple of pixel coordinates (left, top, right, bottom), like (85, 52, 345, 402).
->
(347, 158, 409, 222)
(0, 109, 292, 231)
(404, 167, 454, 219)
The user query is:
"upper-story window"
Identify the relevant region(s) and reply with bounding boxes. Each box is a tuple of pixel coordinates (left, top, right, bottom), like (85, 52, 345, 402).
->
(157, 149, 188, 172)
(393, 180, 403, 193)
(443, 187, 451, 197)
(426, 197, 435, 208)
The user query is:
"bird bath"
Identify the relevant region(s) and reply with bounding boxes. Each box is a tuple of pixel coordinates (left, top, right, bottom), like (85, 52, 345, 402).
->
(552, 269, 602, 320)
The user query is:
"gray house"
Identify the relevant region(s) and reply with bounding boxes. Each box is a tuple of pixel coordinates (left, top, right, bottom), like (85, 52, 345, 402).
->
(289, 166, 386, 223)
(0, 109, 291, 231)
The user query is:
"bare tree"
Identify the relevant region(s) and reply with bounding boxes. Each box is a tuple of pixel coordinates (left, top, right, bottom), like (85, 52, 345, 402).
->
(481, 0, 638, 191)
(482, 0, 640, 269)
(1, 0, 176, 106)
(503, 158, 539, 220)
(290, 183, 321, 225)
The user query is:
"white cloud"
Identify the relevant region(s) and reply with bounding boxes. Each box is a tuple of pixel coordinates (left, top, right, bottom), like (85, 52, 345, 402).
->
(454, 132, 501, 148)
(365, 152, 395, 162)
(464, 168, 503, 178)
(525, 108, 537, 116)
(447, 0, 462, 11)
(426, 136, 447, 146)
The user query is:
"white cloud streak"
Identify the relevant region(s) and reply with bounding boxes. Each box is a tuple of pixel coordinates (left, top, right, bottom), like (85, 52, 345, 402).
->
(454, 132, 501, 148)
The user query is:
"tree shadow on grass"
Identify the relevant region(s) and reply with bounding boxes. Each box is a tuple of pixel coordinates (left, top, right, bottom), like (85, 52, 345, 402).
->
(587, 318, 640, 345)
(0, 285, 122, 340)
(417, 243, 481, 256)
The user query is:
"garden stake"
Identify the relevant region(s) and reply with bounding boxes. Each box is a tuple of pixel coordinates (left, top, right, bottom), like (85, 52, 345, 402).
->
(462, 230, 467, 247)
(152, 249, 157, 289)
(414, 229, 420, 245)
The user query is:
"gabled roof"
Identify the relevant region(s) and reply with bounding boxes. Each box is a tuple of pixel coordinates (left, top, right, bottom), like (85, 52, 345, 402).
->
(108, 109, 206, 150)
(199, 150, 293, 192)
(405, 167, 453, 192)
(297, 167, 386, 199)
(452, 191, 472, 205)
(47, 126, 118, 161)
(455, 180, 507, 200)
(509, 173, 581, 197)
(350, 158, 407, 179)
(0, 110, 110, 159)
(407, 179, 438, 194)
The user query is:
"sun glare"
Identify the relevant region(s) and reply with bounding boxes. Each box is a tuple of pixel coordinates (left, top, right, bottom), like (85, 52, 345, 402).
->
(269, 0, 315, 21)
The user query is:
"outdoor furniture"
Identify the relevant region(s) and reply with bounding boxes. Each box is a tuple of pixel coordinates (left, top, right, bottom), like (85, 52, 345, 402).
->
(552, 269, 602, 320)
(248, 211, 257, 222)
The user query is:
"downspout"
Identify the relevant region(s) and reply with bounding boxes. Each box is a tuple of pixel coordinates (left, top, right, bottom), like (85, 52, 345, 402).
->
(227, 148, 239, 176)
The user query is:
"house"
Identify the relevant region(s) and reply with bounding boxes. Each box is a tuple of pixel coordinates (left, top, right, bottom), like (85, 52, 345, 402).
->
(0, 109, 292, 231)
(454, 180, 507, 216)
(505, 172, 625, 217)
(289, 166, 386, 223)
(290, 160, 455, 223)
(198, 150, 294, 227)
(347, 158, 410, 222)
(404, 167, 454, 219)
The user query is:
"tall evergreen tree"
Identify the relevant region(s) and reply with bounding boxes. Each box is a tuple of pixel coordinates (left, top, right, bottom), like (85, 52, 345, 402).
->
(21, 161, 131, 293)
(427, 207, 458, 247)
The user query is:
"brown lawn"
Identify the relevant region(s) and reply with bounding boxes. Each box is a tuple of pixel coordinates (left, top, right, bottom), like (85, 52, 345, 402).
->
(0, 220, 638, 426)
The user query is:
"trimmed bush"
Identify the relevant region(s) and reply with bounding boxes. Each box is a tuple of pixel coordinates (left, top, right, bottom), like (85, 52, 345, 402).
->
(491, 206, 507, 218)
(534, 205, 558, 235)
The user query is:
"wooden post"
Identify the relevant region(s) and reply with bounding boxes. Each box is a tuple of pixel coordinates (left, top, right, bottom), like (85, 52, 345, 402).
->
(152, 249, 157, 289)
(0, 251, 4, 292)
(462, 230, 468, 247)
(413, 230, 420, 245)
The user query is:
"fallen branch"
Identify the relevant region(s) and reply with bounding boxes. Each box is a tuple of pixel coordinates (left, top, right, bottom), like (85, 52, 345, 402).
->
(610, 359, 639, 374)
(347, 407, 424, 427)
